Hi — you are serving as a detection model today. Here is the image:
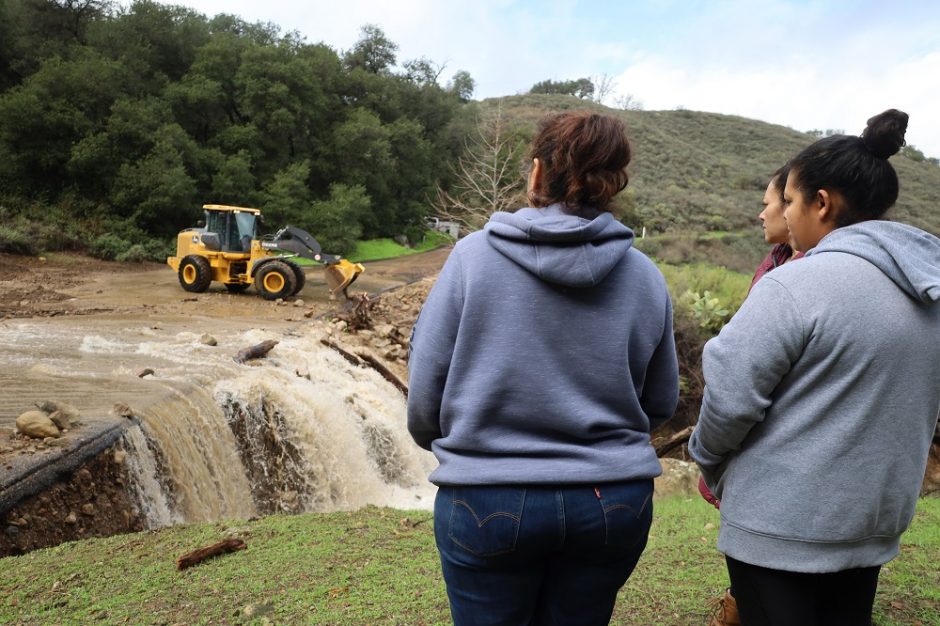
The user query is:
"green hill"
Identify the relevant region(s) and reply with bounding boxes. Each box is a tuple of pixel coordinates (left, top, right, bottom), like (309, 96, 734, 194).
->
(485, 95, 940, 264)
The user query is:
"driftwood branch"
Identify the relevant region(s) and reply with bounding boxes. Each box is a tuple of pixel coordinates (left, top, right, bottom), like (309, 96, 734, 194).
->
(356, 351, 408, 397)
(320, 339, 408, 397)
(176, 538, 246, 570)
(235, 339, 278, 364)
(653, 425, 694, 457)
(320, 339, 362, 366)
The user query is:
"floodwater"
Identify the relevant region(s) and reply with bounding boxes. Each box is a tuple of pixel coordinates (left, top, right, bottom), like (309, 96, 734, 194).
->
(1, 249, 451, 527)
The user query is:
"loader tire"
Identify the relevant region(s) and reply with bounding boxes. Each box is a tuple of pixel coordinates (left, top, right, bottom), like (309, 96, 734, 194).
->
(256, 260, 297, 300)
(284, 259, 306, 296)
(179, 255, 212, 293)
(225, 283, 250, 294)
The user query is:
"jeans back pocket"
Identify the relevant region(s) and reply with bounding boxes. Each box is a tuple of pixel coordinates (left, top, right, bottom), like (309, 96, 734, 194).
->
(446, 486, 526, 557)
(598, 480, 654, 549)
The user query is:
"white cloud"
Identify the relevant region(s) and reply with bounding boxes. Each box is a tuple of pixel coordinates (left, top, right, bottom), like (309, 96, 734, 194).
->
(610, 50, 940, 158)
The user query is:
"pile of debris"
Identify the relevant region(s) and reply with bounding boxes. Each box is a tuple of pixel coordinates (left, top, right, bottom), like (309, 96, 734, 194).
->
(326, 278, 434, 383)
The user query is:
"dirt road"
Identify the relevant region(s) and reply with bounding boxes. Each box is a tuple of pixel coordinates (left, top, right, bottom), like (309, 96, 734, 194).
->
(0, 248, 451, 321)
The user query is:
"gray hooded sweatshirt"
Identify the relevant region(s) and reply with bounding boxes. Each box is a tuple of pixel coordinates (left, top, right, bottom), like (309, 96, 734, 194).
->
(689, 220, 940, 573)
(407, 205, 679, 486)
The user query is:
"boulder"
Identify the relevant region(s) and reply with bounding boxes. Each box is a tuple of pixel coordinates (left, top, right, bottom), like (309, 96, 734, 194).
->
(200, 334, 218, 346)
(37, 400, 81, 424)
(653, 458, 701, 499)
(47, 410, 71, 430)
(15, 411, 60, 439)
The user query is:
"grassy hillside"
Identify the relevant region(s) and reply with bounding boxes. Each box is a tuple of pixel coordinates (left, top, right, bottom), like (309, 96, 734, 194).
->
(2, 497, 937, 625)
(488, 95, 940, 242)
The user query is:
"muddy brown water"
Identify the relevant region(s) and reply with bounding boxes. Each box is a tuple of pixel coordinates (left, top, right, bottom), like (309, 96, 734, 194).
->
(1, 249, 451, 529)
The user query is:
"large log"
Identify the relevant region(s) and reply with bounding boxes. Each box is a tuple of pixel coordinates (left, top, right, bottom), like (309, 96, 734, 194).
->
(356, 351, 408, 397)
(653, 425, 694, 457)
(320, 339, 408, 397)
(234, 339, 279, 364)
(176, 538, 247, 570)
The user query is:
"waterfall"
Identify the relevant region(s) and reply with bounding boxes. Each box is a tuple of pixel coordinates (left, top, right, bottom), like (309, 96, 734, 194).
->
(1, 317, 437, 529)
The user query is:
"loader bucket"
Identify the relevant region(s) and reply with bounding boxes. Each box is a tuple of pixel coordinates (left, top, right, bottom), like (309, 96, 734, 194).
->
(324, 259, 365, 299)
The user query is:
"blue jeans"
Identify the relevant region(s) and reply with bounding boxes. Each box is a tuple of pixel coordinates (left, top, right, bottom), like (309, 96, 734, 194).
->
(434, 480, 654, 626)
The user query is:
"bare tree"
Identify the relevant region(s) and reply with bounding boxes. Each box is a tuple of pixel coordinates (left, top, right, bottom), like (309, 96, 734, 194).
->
(615, 92, 644, 111)
(433, 101, 527, 233)
(592, 74, 616, 105)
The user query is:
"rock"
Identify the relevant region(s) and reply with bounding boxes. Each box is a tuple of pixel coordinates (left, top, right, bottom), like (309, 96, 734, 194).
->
(137, 368, 155, 378)
(112, 403, 134, 419)
(293, 299, 305, 307)
(15, 411, 60, 439)
(113, 449, 127, 465)
(64, 512, 77, 525)
(374, 323, 396, 338)
(242, 603, 274, 619)
(653, 458, 701, 499)
(304, 309, 315, 318)
(200, 334, 218, 346)
(37, 401, 81, 426)
(81, 504, 96, 516)
(48, 410, 70, 430)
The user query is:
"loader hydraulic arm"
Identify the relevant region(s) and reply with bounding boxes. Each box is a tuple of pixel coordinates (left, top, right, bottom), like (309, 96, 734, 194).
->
(261, 226, 342, 265)
(260, 225, 364, 299)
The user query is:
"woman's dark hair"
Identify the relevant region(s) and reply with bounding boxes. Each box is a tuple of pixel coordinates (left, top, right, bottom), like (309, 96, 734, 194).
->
(527, 111, 631, 217)
(789, 109, 908, 226)
(770, 163, 790, 203)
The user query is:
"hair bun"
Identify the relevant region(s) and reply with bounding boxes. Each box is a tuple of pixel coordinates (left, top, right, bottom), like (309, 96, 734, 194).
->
(861, 109, 908, 159)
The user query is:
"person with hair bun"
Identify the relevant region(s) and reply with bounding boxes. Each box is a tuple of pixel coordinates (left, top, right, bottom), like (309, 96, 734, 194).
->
(690, 109, 940, 625)
(408, 111, 679, 625)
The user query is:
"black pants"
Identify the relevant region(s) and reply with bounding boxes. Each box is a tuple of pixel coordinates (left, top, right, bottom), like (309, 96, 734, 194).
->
(726, 556, 881, 626)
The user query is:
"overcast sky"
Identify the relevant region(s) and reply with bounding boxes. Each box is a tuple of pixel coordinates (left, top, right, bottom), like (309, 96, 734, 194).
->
(157, 0, 940, 158)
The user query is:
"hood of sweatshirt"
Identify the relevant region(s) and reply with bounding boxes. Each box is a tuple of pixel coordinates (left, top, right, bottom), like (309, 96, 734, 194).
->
(484, 204, 634, 288)
(809, 220, 940, 304)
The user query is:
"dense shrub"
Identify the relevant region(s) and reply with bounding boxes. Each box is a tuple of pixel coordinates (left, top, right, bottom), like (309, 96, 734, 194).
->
(0, 223, 37, 255)
(89, 233, 130, 261)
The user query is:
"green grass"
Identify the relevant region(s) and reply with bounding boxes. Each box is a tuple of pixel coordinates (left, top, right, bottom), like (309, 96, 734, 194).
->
(293, 231, 454, 266)
(349, 231, 454, 263)
(1, 497, 937, 625)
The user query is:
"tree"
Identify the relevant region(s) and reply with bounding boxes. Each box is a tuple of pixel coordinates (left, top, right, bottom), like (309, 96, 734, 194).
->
(260, 159, 313, 226)
(528, 77, 594, 99)
(615, 93, 644, 111)
(343, 24, 397, 74)
(305, 183, 368, 254)
(433, 101, 527, 232)
(591, 74, 614, 104)
(401, 57, 444, 87)
(110, 124, 198, 234)
(447, 70, 475, 102)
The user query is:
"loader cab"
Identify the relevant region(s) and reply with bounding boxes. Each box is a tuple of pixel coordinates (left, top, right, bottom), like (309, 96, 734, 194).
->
(203, 205, 260, 253)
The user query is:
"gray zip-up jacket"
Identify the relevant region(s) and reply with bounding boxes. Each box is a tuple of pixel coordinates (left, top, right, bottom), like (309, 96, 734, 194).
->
(407, 205, 679, 486)
(689, 220, 940, 572)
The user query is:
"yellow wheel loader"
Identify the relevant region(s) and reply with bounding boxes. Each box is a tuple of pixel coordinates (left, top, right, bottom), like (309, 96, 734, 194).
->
(167, 204, 364, 300)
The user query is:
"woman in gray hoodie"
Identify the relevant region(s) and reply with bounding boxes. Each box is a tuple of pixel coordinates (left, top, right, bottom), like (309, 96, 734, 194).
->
(408, 112, 679, 626)
(689, 109, 940, 626)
